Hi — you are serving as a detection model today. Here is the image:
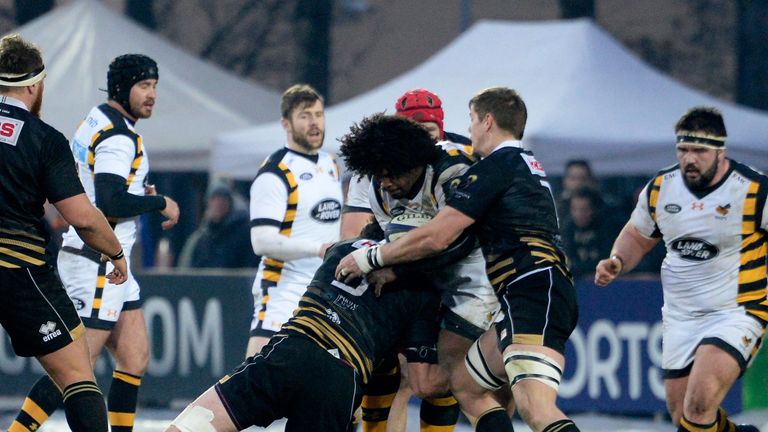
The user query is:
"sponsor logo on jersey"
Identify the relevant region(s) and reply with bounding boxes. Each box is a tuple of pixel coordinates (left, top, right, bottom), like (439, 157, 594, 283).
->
(325, 308, 341, 325)
(521, 153, 546, 176)
(671, 237, 719, 261)
(39, 321, 62, 342)
(333, 294, 358, 311)
(71, 297, 86, 310)
(72, 138, 88, 163)
(300, 172, 313, 181)
(390, 206, 406, 217)
(716, 204, 730, 216)
(664, 204, 681, 214)
(691, 202, 704, 210)
(0, 115, 24, 146)
(311, 199, 341, 222)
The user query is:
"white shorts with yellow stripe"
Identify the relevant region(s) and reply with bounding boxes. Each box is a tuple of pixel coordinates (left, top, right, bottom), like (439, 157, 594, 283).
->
(249, 276, 305, 338)
(57, 247, 141, 330)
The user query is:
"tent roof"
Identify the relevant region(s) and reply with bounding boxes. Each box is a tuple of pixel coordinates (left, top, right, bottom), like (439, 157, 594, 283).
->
(211, 19, 768, 179)
(14, 0, 281, 171)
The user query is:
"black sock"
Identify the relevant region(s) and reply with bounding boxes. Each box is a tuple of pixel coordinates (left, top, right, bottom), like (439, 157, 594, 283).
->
(542, 418, 580, 431)
(9, 375, 62, 432)
(62, 381, 108, 432)
(108, 370, 142, 431)
(420, 394, 460, 431)
(475, 407, 513, 432)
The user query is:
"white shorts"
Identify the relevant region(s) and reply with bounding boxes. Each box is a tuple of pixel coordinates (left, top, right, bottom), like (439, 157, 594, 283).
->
(662, 307, 765, 377)
(249, 277, 305, 337)
(432, 249, 500, 339)
(57, 247, 141, 330)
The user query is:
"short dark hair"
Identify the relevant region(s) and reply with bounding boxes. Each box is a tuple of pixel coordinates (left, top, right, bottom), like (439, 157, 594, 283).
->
(565, 159, 593, 177)
(469, 87, 527, 139)
(339, 113, 440, 178)
(281, 84, 324, 119)
(675, 107, 727, 137)
(0, 35, 43, 92)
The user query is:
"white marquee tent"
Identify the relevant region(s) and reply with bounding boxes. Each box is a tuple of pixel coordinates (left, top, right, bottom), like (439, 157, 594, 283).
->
(11, 0, 281, 171)
(211, 19, 768, 179)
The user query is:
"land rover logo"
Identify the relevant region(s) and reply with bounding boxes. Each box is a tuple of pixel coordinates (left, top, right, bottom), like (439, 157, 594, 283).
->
(664, 204, 681, 214)
(311, 199, 341, 222)
(671, 237, 718, 261)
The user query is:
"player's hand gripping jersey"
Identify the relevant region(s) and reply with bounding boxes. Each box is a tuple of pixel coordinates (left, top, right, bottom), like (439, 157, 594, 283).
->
(631, 161, 768, 319)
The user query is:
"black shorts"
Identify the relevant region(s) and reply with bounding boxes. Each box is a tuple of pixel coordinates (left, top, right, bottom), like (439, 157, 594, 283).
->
(0, 265, 84, 357)
(495, 266, 578, 355)
(215, 334, 363, 431)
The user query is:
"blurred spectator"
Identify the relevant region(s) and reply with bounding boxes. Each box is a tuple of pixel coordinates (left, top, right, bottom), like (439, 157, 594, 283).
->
(557, 159, 598, 224)
(561, 186, 621, 279)
(178, 185, 258, 268)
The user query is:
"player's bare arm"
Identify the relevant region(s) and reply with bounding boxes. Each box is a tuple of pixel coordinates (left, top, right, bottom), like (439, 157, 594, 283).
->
(595, 221, 660, 286)
(336, 206, 474, 280)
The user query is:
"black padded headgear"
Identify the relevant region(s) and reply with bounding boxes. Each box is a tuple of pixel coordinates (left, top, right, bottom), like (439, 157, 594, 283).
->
(107, 54, 158, 115)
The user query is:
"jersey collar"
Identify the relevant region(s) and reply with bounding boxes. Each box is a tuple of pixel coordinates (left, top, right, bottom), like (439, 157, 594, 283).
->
(488, 140, 524, 155)
(0, 95, 29, 111)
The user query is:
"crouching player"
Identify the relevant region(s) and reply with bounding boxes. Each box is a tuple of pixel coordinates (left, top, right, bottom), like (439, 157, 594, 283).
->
(167, 221, 474, 432)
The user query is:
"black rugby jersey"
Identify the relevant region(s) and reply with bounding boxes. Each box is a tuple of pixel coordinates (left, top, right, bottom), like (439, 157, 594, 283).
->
(447, 142, 569, 288)
(279, 239, 440, 384)
(0, 97, 84, 267)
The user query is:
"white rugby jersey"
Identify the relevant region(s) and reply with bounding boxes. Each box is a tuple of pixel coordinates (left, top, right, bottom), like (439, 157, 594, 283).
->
(62, 104, 149, 251)
(631, 161, 768, 321)
(344, 141, 473, 215)
(368, 143, 492, 295)
(250, 147, 342, 290)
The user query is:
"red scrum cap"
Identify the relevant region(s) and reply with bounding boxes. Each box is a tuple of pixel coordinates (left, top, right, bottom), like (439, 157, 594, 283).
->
(395, 89, 444, 139)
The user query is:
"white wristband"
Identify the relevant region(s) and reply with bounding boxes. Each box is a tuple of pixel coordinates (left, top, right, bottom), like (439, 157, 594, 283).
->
(350, 245, 383, 274)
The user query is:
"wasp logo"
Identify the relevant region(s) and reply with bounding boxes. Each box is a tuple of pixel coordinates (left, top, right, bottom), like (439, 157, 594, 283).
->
(691, 202, 704, 211)
(742, 335, 753, 347)
(716, 204, 730, 216)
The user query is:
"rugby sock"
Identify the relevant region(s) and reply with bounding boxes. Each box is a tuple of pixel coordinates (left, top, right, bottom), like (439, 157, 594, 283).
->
(361, 364, 400, 432)
(62, 381, 108, 432)
(420, 394, 459, 431)
(716, 407, 736, 432)
(8, 375, 62, 432)
(678, 415, 717, 432)
(542, 418, 580, 431)
(108, 370, 142, 431)
(474, 407, 513, 432)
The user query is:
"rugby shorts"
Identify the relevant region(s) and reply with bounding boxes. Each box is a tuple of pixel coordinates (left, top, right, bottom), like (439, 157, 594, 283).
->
(216, 334, 362, 431)
(57, 246, 141, 330)
(250, 279, 305, 337)
(495, 266, 578, 355)
(0, 264, 85, 357)
(661, 307, 765, 378)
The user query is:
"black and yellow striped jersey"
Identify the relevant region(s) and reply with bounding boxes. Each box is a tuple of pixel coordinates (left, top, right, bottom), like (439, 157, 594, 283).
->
(279, 239, 440, 384)
(0, 96, 84, 268)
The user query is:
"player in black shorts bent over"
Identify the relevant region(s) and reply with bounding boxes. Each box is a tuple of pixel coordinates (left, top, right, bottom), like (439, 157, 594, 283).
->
(167, 221, 473, 432)
(0, 34, 127, 432)
(337, 87, 580, 432)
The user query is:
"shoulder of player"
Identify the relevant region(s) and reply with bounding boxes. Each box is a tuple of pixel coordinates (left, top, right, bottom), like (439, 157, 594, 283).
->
(729, 159, 768, 184)
(433, 145, 473, 174)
